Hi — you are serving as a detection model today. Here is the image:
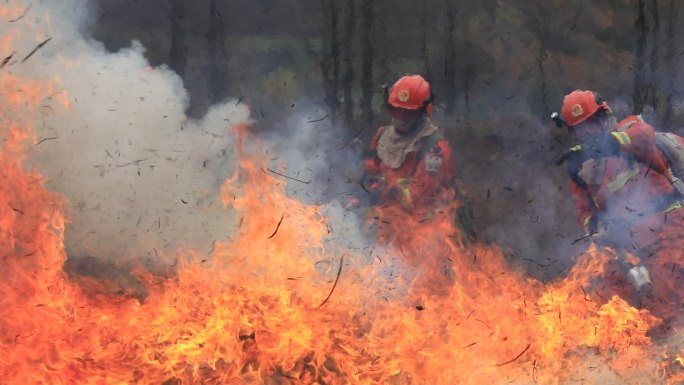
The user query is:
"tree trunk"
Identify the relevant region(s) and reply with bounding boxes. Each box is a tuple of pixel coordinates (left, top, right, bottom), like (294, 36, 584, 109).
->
(421, 0, 432, 81)
(443, 0, 457, 114)
(207, 0, 228, 102)
(647, 0, 660, 114)
(376, 0, 389, 92)
(534, 0, 550, 116)
(321, 0, 341, 123)
(168, 0, 187, 78)
(459, 2, 472, 128)
(342, 0, 356, 126)
(632, 0, 648, 114)
(664, 0, 678, 125)
(360, 0, 375, 126)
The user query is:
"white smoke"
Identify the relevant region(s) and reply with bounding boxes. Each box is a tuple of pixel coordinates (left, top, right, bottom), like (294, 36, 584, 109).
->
(261, 101, 377, 253)
(3, 0, 250, 262)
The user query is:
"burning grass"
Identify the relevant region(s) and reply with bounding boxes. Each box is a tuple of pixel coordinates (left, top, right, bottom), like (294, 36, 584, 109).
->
(2, 120, 683, 383)
(2, 2, 684, 384)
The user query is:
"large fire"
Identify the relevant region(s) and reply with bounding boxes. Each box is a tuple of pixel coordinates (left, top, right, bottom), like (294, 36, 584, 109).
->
(2, 2, 684, 385)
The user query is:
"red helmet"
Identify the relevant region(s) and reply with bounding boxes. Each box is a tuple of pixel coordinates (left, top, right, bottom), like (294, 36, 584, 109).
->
(561, 90, 611, 126)
(387, 75, 434, 112)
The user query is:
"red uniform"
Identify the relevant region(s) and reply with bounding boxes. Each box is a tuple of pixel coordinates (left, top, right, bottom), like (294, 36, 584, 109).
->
(365, 75, 465, 294)
(569, 115, 677, 236)
(363, 118, 461, 291)
(363, 118, 455, 212)
(568, 115, 684, 318)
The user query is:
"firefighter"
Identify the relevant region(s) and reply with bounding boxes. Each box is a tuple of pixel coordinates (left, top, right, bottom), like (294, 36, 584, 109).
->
(363, 75, 453, 211)
(555, 90, 684, 311)
(360, 75, 475, 238)
(360, 74, 472, 293)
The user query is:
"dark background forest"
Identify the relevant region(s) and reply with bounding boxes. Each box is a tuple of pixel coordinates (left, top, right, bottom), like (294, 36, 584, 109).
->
(87, 0, 684, 280)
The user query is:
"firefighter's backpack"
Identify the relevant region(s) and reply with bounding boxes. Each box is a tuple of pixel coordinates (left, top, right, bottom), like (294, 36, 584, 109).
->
(655, 131, 684, 196)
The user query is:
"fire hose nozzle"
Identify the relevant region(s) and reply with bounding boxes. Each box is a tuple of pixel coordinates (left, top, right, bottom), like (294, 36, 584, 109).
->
(551, 112, 566, 128)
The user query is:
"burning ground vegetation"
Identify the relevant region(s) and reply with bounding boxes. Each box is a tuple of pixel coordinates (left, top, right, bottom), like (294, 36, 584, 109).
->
(3, 2, 684, 385)
(5, 107, 684, 384)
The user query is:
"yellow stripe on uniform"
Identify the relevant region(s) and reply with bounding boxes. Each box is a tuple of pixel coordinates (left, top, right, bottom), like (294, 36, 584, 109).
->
(401, 188, 412, 205)
(665, 201, 682, 213)
(395, 178, 412, 205)
(611, 131, 632, 145)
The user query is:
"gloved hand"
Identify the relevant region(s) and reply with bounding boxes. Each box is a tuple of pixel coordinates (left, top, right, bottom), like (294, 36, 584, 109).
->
(359, 173, 386, 206)
(386, 178, 412, 208)
(556, 148, 590, 188)
(555, 146, 584, 166)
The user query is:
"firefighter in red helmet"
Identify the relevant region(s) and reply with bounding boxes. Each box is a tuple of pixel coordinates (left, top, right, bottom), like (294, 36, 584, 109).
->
(361, 74, 475, 254)
(555, 90, 684, 315)
(359, 74, 473, 293)
(363, 75, 452, 210)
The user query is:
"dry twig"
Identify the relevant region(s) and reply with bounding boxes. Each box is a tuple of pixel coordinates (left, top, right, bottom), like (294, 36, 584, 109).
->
(318, 256, 344, 308)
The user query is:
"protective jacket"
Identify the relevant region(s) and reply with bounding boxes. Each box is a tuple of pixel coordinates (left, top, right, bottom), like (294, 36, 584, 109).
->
(569, 115, 681, 243)
(363, 118, 454, 211)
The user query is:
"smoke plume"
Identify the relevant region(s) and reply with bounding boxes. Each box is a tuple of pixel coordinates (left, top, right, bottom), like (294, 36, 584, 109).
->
(4, 0, 250, 264)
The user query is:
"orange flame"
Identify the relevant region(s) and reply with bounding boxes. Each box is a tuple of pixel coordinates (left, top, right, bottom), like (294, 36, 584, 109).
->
(2, 3, 684, 384)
